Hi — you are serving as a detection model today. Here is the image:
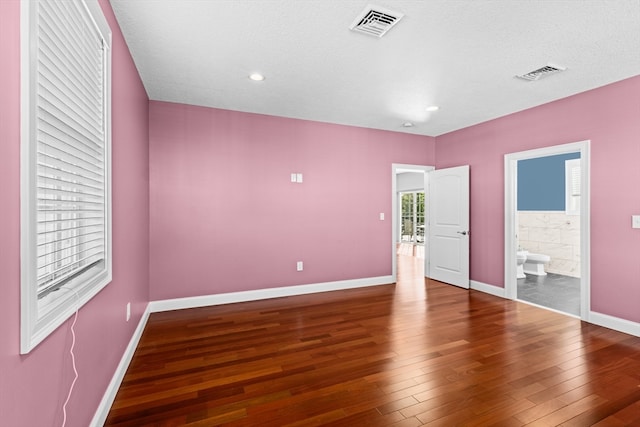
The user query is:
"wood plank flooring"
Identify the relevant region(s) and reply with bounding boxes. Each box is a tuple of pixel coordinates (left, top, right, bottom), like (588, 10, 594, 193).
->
(105, 254, 640, 426)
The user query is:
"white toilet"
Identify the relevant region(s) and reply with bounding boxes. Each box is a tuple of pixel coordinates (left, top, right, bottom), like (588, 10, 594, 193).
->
(516, 251, 528, 279)
(523, 253, 551, 276)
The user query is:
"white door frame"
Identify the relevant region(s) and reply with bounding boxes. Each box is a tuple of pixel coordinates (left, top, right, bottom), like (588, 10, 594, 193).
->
(392, 164, 434, 282)
(504, 140, 591, 320)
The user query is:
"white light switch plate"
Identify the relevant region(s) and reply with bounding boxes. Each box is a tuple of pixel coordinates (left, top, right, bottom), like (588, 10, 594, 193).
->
(632, 215, 640, 229)
(379, 213, 385, 220)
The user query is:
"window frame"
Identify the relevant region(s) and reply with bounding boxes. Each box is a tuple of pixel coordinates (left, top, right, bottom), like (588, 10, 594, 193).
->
(20, 0, 112, 354)
(399, 191, 425, 243)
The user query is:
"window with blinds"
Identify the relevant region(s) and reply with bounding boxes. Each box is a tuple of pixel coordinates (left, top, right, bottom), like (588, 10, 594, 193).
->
(565, 158, 581, 216)
(21, 0, 112, 353)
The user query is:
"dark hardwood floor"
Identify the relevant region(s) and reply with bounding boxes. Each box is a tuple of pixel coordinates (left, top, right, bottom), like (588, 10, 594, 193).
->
(106, 253, 640, 426)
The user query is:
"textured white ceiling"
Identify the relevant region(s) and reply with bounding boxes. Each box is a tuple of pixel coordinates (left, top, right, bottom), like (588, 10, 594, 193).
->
(110, 0, 640, 137)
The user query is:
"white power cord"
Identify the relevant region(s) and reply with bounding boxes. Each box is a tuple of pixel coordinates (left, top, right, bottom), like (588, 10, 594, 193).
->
(56, 288, 80, 427)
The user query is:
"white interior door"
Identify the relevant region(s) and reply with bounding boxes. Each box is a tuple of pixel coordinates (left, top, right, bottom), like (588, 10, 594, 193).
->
(428, 165, 470, 288)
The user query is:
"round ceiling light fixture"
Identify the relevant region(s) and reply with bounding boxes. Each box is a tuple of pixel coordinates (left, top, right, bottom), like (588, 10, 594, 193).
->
(426, 105, 440, 112)
(249, 73, 265, 81)
(402, 122, 414, 128)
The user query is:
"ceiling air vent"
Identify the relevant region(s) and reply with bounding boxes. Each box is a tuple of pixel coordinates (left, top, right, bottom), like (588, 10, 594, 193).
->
(350, 4, 404, 38)
(516, 63, 567, 81)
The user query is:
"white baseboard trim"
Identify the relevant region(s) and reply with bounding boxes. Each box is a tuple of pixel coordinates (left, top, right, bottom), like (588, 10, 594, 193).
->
(90, 304, 151, 427)
(149, 276, 395, 313)
(589, 311, 640, 337)
(470, 280, 506, 298)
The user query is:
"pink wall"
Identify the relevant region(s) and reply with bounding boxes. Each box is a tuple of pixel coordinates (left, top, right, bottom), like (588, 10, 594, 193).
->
(149, 102, 436, 301)
(436, 75, 640, 323)
(0, 1, 150, 426)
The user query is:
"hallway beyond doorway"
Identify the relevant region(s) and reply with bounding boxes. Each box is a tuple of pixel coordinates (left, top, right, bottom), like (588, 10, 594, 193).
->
(396, 242, 424, 259)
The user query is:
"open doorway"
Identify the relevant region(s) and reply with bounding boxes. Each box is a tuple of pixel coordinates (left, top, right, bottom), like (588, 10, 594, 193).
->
(392, 163, 470, 288)
(504, 141, 590, 320)
(391, 164, 433, 282)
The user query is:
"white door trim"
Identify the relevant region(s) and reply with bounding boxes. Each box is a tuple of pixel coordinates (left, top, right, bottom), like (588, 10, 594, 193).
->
(504, 140, 591, 320)
(392, 164, 434, 283)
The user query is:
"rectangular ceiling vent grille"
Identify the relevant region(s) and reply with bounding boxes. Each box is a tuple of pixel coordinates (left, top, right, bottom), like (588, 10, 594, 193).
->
(350, 4, 404, 38)
(516, 63, 567, 81)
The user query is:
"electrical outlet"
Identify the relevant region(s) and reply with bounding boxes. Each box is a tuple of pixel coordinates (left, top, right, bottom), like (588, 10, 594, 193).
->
(126, 302, 131, 322)
(296, 261, 303, 271)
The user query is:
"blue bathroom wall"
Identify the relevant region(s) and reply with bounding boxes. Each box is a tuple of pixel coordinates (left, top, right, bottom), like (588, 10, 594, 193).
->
(518, 152, 580, 211)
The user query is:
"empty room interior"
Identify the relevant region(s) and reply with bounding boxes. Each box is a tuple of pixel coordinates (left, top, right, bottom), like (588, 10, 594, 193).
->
(3, 0, 640, 426)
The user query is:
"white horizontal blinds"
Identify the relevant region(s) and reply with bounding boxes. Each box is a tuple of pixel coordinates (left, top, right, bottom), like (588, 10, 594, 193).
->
(565, 159, 581, 215)
(570, 164, 581, 197)
(36, 0, 106, 297)
(569, 162, 581, 213)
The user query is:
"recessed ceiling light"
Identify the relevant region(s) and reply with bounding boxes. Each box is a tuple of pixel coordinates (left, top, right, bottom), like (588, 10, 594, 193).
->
(426, 106, 439, 112)
(249, 73, 265, 81)
(402, 122, 414, 128)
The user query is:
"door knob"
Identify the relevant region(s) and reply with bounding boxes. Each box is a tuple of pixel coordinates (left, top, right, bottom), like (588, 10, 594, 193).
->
(456, 230, 469, 235)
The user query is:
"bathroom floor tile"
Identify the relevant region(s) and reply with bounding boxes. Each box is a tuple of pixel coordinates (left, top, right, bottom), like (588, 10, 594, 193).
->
(517, 273, 580, 316)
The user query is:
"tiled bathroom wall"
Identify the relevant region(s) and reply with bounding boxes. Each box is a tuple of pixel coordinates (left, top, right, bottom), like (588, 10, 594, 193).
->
(518, 211, 580, 277)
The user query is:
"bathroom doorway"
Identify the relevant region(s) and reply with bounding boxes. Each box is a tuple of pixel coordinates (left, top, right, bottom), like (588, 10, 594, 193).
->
(504, 141, 590, 320)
